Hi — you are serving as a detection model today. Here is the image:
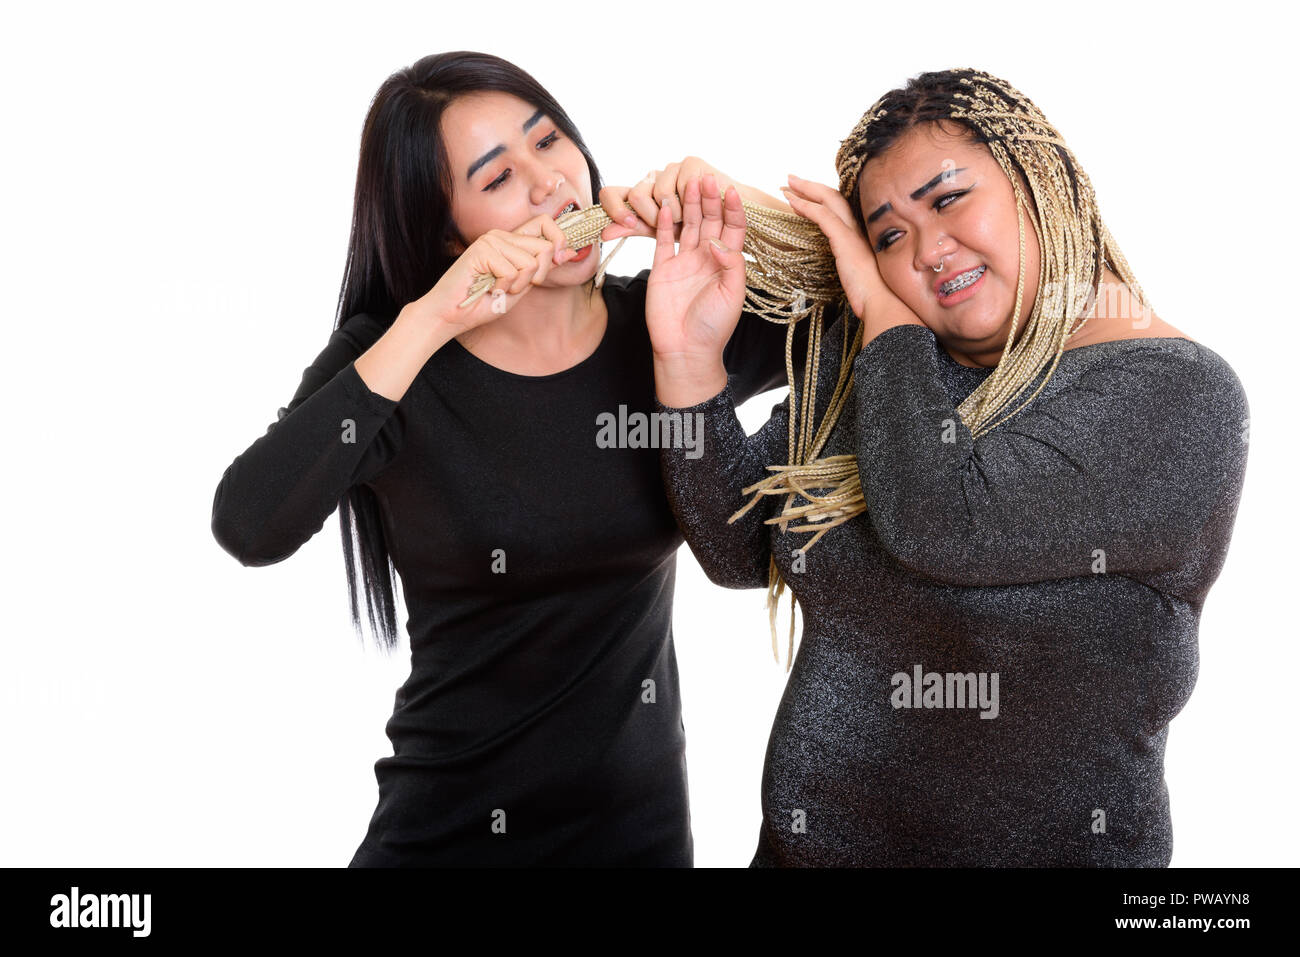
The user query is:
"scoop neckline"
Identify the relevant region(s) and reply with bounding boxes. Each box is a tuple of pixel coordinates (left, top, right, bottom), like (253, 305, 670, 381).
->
(445, 284, 614, 382)
(937, 335, 1197, 370)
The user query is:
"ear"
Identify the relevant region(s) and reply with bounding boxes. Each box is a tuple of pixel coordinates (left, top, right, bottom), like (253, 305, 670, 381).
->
(444, 228, 467, 257)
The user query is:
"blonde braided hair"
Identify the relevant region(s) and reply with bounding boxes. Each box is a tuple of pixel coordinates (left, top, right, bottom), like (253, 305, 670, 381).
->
(736, 68, 1155, 670)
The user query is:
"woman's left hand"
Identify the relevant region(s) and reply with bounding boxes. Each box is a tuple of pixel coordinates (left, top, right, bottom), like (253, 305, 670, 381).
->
(645, 173, 747, 407)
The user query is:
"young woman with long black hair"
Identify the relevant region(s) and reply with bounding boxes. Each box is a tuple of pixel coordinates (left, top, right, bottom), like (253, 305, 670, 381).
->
(210, 51, 803, 866)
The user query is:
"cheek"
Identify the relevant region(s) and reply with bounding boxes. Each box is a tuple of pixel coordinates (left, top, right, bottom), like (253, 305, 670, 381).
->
(563, 146, 592, 202)
(451, 190, 510, 242)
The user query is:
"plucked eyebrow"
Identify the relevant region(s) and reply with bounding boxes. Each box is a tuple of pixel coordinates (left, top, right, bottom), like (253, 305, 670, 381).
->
(865, 166, 969, 225)
(466, 109, 548, 180)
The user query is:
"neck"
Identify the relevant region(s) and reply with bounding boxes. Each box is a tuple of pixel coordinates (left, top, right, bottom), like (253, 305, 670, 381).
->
(459, 280, 600, 352)
(945, 344, 1000, 368)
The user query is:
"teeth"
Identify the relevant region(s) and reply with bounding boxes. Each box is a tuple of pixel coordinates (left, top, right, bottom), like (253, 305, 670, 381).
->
(558, 202, 578, 216)
(940, 265, 985, 296)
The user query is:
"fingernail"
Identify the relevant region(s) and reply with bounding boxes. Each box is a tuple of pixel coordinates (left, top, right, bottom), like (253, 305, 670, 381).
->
(623, 214, 637, 227)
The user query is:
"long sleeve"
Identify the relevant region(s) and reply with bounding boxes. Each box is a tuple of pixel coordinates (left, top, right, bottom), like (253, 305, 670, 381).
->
(211, 312, 404, 566)
(657, 307, 852, 589)
(851, 323, 1250, 591)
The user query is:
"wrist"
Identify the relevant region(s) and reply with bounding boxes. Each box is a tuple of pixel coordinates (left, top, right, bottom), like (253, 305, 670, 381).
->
(653, 354, 728, 408)
(857, 285, 926, 349)
(397, 302, 458, 354)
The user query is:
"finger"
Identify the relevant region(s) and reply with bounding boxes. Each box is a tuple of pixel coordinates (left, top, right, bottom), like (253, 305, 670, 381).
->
(708, 238, 747, 298)
(774, 188, 847, 248)
(492, 231, 554, 263)
(465, 247, 523, 306)
(600, 222, 637, 242)
(507, 232, 562, 284)
(779, 187, 844, 238)
(598, 185, 640, 233)
(679, 175, 702, 251)
(651, 199, 676, 270)
(719, 184, 746, 251)
(626, 172, 661, 233)
(516, 214, 571, 263)
(653, 162, 682, 224)
(698, 173, 724, 244)
(483, 234, 543, 294)
(787, 174, 857, 233)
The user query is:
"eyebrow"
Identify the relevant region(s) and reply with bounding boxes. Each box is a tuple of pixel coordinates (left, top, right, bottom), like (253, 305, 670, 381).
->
(865, 167, 968, 225)
(466, 109, 548, 180)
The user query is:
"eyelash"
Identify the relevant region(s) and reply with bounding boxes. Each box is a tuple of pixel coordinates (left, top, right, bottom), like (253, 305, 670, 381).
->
(874, 190, 967, 252)
(483, 131, 561, 192)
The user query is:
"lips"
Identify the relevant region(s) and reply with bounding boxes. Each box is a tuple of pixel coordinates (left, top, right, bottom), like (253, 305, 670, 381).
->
(553, 200, 580, 220)
(934, 264, 986, 297)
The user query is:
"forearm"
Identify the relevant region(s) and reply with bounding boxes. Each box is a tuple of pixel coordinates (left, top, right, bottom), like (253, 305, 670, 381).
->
(735, 182, 793, 215)
(211, 361, 401, 566)
(858, 281, 927, 348)
(659, 385, 787, 590)
(354, 306, 457, 401)
(849, 324, 1237, 587)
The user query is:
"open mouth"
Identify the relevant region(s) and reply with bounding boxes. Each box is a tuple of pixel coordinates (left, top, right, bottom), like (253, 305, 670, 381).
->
(938, 264, 986, 298)
(554, 200, 594, 255)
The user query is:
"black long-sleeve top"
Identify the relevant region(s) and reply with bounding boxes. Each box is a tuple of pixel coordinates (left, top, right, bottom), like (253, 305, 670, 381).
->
(657, 307, 1249, 866)
(211, 269, 805, 866)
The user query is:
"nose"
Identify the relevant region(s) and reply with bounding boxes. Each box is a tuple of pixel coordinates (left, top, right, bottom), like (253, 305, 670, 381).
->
(526, 157, 566, 208)
(916, 230, 952, 274)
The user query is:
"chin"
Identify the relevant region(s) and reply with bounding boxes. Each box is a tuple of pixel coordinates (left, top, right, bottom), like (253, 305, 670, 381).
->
(547, 247, 601, 286)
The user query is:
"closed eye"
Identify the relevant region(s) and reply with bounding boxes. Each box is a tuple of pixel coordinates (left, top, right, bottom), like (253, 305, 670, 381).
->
(874, 189, 969, 252)
(483, 130, 563, 192)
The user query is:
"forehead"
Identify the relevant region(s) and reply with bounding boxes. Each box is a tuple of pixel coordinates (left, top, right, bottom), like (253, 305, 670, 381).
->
(858, 122, 988, 206)
(441, 91, 541, 154)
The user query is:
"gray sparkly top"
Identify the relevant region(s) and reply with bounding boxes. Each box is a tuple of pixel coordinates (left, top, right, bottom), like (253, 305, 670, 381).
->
(656, 309, 1249, 867)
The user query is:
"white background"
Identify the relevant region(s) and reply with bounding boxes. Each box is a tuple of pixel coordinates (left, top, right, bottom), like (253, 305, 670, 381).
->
(2, 0, 1293, 867)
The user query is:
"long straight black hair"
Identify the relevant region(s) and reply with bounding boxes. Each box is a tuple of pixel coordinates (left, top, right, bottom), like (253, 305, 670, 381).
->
(333, 52, 603, 652)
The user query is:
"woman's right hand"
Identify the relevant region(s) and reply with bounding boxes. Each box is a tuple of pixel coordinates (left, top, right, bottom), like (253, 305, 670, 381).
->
(403, 214, 579, 336)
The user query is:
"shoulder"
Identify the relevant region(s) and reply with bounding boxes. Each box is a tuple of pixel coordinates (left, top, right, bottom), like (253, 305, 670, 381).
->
(595, 269, 650, 326)
(1083, 334, 1243, 400)
(1070, 337, 1249, 457)
(599, 268, 651, 299)
(1181, 339, 1249, 422)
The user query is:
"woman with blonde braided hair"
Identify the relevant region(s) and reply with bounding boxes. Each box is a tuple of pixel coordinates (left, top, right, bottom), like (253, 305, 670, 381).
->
(652, 68, 1249, 865)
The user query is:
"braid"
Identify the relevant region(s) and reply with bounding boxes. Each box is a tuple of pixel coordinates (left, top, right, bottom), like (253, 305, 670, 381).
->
(742, 68, 1155, 670)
